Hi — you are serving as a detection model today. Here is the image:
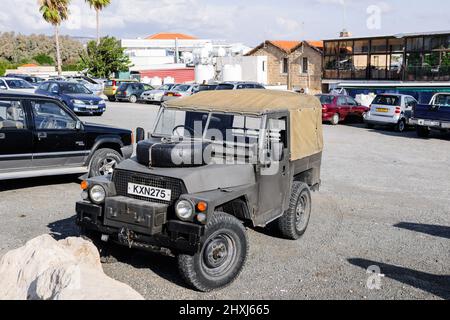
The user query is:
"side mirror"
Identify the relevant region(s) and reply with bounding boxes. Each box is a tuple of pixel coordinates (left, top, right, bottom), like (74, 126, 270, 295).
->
(75, 120, 82, 130)
(136, 127, 145, 143)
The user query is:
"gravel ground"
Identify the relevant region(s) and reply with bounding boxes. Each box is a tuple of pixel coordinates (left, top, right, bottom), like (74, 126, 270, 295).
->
(0, 101, 449, 300)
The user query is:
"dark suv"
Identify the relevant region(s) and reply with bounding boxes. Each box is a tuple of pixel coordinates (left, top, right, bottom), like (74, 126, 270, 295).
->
(0, 92, 133, 180)
(115, 83, 153, 103)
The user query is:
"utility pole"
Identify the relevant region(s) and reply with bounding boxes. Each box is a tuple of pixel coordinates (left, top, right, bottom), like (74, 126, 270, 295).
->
(175, 38, 179, 64)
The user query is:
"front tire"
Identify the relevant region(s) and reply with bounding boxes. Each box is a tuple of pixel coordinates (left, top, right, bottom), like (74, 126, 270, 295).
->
(89, 148, 123, 177)
(178, 212, 248, 292)
(277, 182, 312, 240)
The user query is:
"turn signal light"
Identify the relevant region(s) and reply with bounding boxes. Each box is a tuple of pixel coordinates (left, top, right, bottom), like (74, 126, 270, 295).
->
(81, 180, 89, 190)
(395, 107, 401, 114)
(196, 201, 208, 212)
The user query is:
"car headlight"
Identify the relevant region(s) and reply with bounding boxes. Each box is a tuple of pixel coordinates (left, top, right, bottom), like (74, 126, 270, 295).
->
(175, 200, 194, 221)
(72, 99, 85, 105)
(99, 99, 106, 105)
(89, 185, 106, 204)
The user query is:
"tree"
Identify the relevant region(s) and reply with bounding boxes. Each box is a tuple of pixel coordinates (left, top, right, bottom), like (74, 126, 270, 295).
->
(86, 0, 111, 45)
(79, 36, 132, 78)
(39, 0, 71, 75)
(33, 53, 55, 65)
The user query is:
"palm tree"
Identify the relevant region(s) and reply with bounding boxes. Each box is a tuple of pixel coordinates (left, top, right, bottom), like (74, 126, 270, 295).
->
(39, 0, 70, 75)
(86, 0, 111, 45)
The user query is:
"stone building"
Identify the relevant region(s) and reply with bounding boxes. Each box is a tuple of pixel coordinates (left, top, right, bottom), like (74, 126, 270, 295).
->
(245, 40, 323, 94)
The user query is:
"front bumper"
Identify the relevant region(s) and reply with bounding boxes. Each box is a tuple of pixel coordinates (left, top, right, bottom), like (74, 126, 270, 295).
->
(409, 118, 450, 129)
(76, 199, 205, 255)
(72, 104, 106, 114)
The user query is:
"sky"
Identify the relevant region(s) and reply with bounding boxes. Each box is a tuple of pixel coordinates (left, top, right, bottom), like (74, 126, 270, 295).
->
(0, 0, 449, 46)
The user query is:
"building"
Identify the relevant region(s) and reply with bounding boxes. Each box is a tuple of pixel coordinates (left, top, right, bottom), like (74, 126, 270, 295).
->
(322, 31, 450, 103)
(245, 40, 323, 93)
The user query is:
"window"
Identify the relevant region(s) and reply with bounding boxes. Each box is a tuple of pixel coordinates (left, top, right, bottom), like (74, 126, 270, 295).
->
(262, 61, 266, 72)
(371, 39, 388, 53)
(5, 79, 34, 89)
(325, 41, 338, 55)
(282, 58, 289, 74)
(354, 40, 369, 54)
(406, 37, 424, 52)
(31, 101, 77, 130)
(435, 94, 450, 107)
(317, 95, 335, 105)
(60, 83, 92, 94)
(0, 79, 7, 89)
(38, 82, 50, 91)
(207, 114, 261, 144)
(0, 100, 27, 130)
(266, 118, 287, 161)
(302, 57, 308, 74)
(48, 83, 60, 93)
(370, 54, 387, 79)
(372, 95, 401, 106)
(388, 38, 405, 52)
(154, 109, 208, 138)
(337, 96, 347, 106)
(346, 97, 358, 106)
(353, 55, 369, 79)
(216, 84, 234, 90)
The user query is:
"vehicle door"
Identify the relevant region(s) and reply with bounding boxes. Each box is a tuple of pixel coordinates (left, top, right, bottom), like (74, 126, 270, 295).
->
(404, 97, 416, 119)
(0, 99, 33, 173)
(337, 96, 350, 118)
(46, 82, 61, 98)
(256, 113, 291, 225)
(433, 94, 450, 122)
(29, 99, 87, 168)
(346, 96, 359, 115)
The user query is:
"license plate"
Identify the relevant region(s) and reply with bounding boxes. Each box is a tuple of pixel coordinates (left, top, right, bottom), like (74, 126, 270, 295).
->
(418, 119, 440, 126)
(376, 108, 389, 113)
(127, 183, 171, 201)
(167, 93, 173, 96)
(86, 106, 98, 109)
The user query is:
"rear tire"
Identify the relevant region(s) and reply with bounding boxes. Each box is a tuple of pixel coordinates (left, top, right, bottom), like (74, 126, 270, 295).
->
(330, 113, 340, 125)
(178, 212, 248, 292)
(416, 126, 430, 138)
(277, 182, 312, 240)
(89, 148, 122, 177)
(396, 119, 406, 133)
(107, 96, 116, 102)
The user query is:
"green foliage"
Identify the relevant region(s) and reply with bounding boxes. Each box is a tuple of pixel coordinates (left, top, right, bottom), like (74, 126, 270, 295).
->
(33, 53, 55, 65)
(79, 36, 132, 78)
(85, 0, 111, 10)
(39, 0, 70, 25)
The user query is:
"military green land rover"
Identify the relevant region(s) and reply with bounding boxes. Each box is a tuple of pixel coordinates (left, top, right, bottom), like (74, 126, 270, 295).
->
(76, 90, 324, 292)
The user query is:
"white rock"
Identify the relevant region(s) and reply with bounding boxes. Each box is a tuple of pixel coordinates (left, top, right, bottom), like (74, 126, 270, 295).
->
(0, 235, 144, 300)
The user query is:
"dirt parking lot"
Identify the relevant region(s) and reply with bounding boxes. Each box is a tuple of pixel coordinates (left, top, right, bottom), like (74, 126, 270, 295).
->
(0, 102, 449, 300)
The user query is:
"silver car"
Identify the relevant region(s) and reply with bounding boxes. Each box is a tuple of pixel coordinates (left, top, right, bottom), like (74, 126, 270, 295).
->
(161, 84, 199, 102)
(141, 83, 177, 104)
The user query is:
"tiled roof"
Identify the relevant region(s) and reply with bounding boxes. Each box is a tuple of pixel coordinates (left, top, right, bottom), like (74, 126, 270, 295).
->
(146, 33, 198, 40)
(268, 40, 302, 53)
(306, 40, 324, 50)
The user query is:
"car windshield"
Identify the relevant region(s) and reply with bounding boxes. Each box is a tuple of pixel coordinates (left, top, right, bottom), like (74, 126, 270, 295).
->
(5, 79, 34, 89)
(60, 83, 92, 94)
(317, 95, 335, 104)
(159, 84, 173, 91)
(435, 94, 450, 107)
(373, 95, 400, 106)
(153, 108, 262, 145)
(173, 84, 191, 92)
(216, 84, 234, 90)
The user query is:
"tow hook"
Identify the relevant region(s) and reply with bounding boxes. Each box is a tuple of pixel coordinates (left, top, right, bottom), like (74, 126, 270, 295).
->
(119, 227, 135, 249)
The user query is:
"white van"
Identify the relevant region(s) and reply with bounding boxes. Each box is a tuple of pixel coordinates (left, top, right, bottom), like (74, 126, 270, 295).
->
(363, 94, 417, 132)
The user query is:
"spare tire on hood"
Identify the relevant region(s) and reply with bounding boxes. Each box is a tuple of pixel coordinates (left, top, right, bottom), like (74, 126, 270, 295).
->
(136, 139, 213, 168)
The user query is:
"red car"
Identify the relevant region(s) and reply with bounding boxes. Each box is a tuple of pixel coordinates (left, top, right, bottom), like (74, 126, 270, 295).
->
(316, 94, 369, 125)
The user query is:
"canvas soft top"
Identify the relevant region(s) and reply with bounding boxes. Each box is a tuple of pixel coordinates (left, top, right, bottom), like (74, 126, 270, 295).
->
(164, 90, 323, 160)
(164, 89, 321, 115)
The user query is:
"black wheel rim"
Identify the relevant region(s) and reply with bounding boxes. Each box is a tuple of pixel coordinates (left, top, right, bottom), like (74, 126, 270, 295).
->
(201, 231, 237, 278)
(98, 157, 118, 176)
(295, 193, 310, 232)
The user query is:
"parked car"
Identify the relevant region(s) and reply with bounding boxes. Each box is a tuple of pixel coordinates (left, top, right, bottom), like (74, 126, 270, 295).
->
(196, 84, 219, 92)
(76, 90, 323, 292)
(115, 82, 154, 103)
(36, 81, 106, 116)
(363, 94, 417, 132)
(0, 77, 36, 94)
(0, 92, 133, 180)
(161, 84, 200, 102)
(66, 76, 104, 97)
(5, 74, 45, 87)
(140, 83, 177, 104)
(410, 93, 450, 138)
(104, 79, 138, 101)
(316, 94, 369, 125)
(215, 82, 266, 90)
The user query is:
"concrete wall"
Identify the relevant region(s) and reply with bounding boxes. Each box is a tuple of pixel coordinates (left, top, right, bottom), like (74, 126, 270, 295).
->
(216, 56, 268, 84)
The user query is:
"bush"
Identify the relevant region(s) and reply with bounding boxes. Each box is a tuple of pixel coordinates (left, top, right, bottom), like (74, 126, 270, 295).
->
(33, 54, 55, 66)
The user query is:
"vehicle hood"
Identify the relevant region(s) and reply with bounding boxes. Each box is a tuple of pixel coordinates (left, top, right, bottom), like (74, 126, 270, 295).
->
(64, 93, 104, 102)
(116, 159, 256, 194)
(83, 122, 132, 135)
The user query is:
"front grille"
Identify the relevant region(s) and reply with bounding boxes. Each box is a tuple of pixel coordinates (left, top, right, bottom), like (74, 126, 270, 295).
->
(113, 169, 185, 207)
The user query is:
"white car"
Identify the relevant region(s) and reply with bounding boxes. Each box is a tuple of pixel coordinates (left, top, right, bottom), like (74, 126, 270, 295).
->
(363, 94, 417, 132)
(161, 84, 200, 102)
(0, 77, 36, 94)
(140, 83, 177, 104)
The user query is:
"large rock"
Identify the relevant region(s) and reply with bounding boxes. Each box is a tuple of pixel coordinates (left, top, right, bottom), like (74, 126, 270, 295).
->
(0, 235, 144, 300)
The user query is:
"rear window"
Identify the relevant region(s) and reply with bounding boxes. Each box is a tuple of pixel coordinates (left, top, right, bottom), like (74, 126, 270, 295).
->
(373, 95, 401, 106)
(118, 83, 129, 90)
(317, 95, 335, 104)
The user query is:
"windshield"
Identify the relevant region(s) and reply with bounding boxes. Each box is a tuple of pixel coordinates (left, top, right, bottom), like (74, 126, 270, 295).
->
(60, 83, 92, 94)
(373, 95, 400, 106)
(6, 79, 34, 89)
(159, 84, 173, 91)
(435, 94, 450, 107)
(317, 95, 335, 104)
(172, 84, 191, 92)
(153, 108, 262, 144)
